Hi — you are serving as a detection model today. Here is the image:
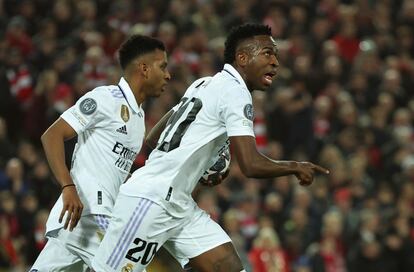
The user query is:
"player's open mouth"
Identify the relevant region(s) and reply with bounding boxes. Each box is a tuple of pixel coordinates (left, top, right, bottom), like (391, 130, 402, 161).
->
(263, 72, 276, 85)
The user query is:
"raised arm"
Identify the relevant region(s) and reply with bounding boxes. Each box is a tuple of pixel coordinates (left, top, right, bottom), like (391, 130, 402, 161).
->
(41, 117, 83, 231)
(145, 109, 173, 149)
(230, 135, 329, 185)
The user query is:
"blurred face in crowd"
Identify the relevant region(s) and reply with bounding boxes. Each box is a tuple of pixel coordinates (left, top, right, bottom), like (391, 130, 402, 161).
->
(6, 158, 24, 180)
(237, 35, 279, 91)
(141, 49, 171, 98)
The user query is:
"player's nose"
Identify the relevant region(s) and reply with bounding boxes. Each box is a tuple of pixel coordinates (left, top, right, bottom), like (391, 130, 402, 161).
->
(270, 55, 279, 68)
(165, 69, 171, 81)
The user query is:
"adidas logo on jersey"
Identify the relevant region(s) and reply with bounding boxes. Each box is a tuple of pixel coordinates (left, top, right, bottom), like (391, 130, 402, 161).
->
(116, 125, 127, 135)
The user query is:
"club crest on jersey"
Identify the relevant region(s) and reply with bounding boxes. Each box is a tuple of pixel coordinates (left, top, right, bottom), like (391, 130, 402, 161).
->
(121, 105, 130, 122)
(80, 98, 97, 115)
(96, 230, 104, 241)
(121, 263, 134, 272)
(243, 104, 254, 121)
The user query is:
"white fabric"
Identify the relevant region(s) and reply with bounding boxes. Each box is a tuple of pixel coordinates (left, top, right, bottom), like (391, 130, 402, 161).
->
(31, 214, 109, 271)
(91, 195, 231, 272)
(121, 64, 255, 217)
(46, 77, 145, 234)
(30, 237, 90, 272)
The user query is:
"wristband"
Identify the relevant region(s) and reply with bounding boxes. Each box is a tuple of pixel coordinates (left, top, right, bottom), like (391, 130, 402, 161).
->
(62, 184, 76, 190)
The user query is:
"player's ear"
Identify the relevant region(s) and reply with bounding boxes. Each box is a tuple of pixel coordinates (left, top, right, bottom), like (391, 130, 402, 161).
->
(137, 62, 149, 78)
(235, 51, 248, 67)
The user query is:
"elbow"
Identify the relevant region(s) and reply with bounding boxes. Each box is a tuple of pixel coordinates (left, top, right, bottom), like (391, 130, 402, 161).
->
(40, 127, 56, 148)
(243, 169, 255, 178)
(238, 161, 256, 178)
(40, 131, 49, 146)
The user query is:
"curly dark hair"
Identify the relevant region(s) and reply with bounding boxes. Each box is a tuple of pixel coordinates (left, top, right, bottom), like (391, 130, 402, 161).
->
(118, 35, 165, 70)
(224, 24, 272, 64)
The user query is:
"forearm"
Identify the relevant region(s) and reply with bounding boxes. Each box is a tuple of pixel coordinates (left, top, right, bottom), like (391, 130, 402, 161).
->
(41, 129, 73, 187)
(231, 135, 328, 184)
(42, 133, 73, 186)
(246, 153, 298, 178)
(231, 135, 299, 179)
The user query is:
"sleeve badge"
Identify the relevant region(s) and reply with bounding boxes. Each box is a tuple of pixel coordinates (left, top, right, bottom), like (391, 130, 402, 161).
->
(79, 98, 97, 115)
(243, 104, 254, 121)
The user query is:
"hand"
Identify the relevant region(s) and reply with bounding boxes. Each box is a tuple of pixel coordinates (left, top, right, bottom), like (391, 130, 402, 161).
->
(60, 185, 83, 231)
(199, 169, 230, 187)
(294, 162, 329, 186)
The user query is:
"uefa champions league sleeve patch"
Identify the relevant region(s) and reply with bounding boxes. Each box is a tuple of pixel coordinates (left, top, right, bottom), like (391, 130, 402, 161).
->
(243, 104, 254, 121)
(79, 98, 97, 115)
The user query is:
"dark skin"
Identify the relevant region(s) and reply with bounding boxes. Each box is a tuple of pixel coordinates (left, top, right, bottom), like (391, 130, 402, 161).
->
(147, 35, 329, 272)
(41, 49, 170, 231)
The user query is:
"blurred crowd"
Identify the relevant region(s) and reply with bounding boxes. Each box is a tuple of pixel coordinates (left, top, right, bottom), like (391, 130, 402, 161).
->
(0, 0, 413, 271)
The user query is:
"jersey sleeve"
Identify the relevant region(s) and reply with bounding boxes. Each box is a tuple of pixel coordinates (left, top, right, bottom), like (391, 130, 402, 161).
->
(219, 86, 255, 137)
(61, 89, 107, 134)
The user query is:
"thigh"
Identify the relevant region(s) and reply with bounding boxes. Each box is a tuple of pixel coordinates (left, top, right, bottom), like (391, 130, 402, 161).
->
(60, 214, 109, 267)
(92, 196, 180, 272)
(163, 208, 238, 271)
(30, 237, 89, 272)
(189, 242, 244, 272)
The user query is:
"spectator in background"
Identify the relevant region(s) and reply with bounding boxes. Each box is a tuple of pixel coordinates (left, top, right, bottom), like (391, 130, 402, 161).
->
(17, 192, 39, 264)
(315, 210, 346, 272)
(5, 158, 29, 197)
(83, 45, 110, 90)
(3, 48, 32, 138)
(6, 16, 33, 57)
(0, 215, 20, 269)
(25, 69, 73, 142)
(222, 208, 252, 271)
(249, 227, 289, 272)
(30, 159, 59, 209)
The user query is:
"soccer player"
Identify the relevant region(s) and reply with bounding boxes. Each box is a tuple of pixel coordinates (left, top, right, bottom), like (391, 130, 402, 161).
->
(92, 24, 329, 272)
(30, 35, 171, 271)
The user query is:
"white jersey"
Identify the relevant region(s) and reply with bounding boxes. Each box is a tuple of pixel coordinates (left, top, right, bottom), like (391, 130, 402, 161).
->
(46, 77, 145, 234)
(121, 64, 255, 217)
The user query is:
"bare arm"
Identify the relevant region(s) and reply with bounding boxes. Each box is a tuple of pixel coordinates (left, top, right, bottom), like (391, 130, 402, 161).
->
(230, 136, 329, 185)
(145, 109, 173, 149)
(41, 117, 83, 231)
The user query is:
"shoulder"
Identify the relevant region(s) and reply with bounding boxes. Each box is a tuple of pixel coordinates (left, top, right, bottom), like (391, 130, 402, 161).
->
(78, 85, 120, 113)
(181, 76, 213, 98)
(218, 84, 252, 112)
(189, 76, 213, 90)
(87, 85, 127, 103)
(88, 85, 121, 98)
(220, 80, 250, 99)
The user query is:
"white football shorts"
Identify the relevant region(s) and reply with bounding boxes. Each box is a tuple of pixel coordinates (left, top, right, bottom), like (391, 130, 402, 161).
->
(91, 195, 232, 272)
(30, 214, 110, 271)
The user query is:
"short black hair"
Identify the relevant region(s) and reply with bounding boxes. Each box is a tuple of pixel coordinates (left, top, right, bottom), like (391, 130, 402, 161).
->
(224, 24, 272, 64)
(118, 34, 165, 70)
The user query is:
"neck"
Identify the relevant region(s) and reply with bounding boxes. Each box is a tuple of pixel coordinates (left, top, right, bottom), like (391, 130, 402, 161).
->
(232, 64, 253, 92)
(124, 74, 145, 104)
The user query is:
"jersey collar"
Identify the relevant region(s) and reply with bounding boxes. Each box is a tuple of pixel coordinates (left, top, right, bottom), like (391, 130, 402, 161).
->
(222, 64, 249, 91)
(118, 77, 140, 114)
